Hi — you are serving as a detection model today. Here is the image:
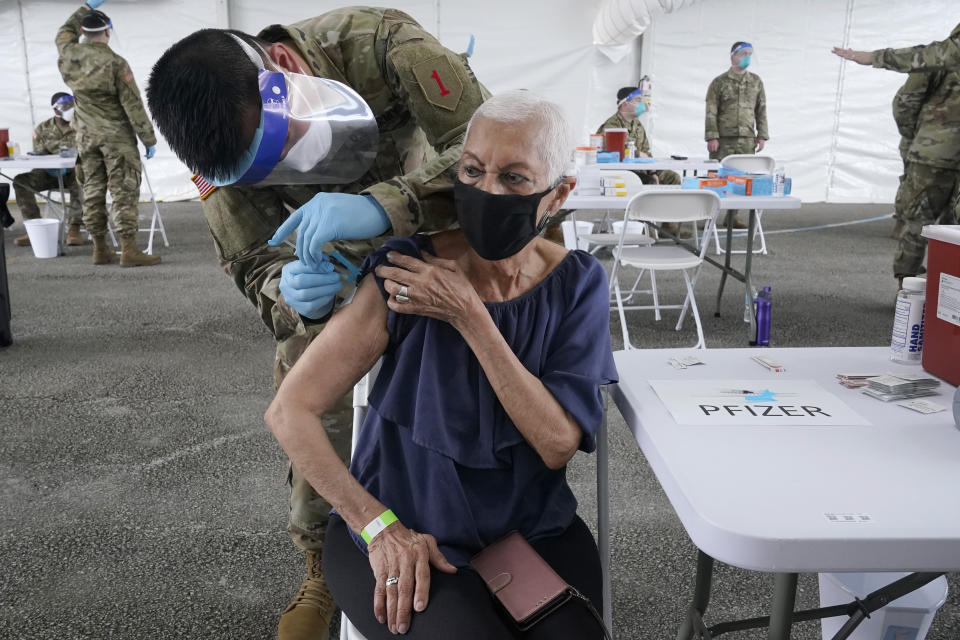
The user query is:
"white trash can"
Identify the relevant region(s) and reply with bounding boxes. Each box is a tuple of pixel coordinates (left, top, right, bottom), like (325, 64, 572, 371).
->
(818, 572, 948, 640)
(23, 218, 60, 259)
(560, 220, 593, 252)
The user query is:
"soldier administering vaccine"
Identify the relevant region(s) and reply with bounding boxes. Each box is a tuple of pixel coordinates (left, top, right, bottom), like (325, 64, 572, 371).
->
(11, 93, 84, 248)
(147, 8, 486, 639)
(57, 0, 160, 267)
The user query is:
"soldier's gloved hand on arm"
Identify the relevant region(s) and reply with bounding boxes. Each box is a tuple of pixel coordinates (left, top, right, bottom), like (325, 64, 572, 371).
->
(268, 192, 390, 269)
(278, 258, 343, 320)
(86, 0, 106, 8)
(144, 145, 156, 159)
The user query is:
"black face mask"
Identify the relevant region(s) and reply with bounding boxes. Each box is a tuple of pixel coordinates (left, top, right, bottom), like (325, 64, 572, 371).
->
(454, 179, 556, 261)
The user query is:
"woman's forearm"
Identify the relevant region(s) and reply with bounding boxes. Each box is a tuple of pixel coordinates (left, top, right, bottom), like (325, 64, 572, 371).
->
(266, 401, 386, 534)
(455, 309, 581, 469)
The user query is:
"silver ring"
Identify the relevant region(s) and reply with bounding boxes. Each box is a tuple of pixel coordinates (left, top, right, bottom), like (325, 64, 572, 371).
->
(395, 285, 410, 304)
(385, 576, 399, 587)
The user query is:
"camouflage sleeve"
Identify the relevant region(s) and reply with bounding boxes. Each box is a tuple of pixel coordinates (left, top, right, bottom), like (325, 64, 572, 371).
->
(200, 185, 310, 338)
(892, 72, 940, 138)
(115, 60, 157, 147)
(55, 5, 87, 59)
(755, 78, 769, 140)
(31, 128, 44, 155)
(705, 78, 720, 140)
(363, 10, 486, 237)
(637, 123, 651, 155)
(871, 28, 960, 72)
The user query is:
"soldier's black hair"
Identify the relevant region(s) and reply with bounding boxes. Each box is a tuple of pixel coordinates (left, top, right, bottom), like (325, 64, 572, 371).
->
(731, 41, 748, 53)
(147, 29, 269, 181)
(50, 92, 71, 106)
(81, 10, 111, 34)
(616, 86, 639, 103)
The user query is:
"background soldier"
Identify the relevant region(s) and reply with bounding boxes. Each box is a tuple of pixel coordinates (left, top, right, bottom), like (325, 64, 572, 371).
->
(12, 93, 84, 248)
(147, 9, 486, 639)
(705, 41, 769, 228)
(834, 24, 960, 284)
(56, 1, 159, 267)
(597, 85, 687, 236)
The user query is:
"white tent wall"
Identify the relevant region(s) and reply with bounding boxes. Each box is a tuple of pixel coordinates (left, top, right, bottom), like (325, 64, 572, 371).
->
(640, 0, 960, 202)
(2, 0, 635, 202)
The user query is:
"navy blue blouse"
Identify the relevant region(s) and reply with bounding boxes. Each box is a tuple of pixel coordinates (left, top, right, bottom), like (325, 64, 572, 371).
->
(348, 234, 618, 567)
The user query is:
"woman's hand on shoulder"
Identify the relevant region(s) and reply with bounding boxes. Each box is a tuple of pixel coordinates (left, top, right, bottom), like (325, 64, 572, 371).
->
(367, 522, 457, 634)
(375, 251, 485, 330)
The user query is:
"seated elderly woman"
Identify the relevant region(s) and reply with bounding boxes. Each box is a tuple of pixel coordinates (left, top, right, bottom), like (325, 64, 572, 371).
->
(265, 90, 617, 639)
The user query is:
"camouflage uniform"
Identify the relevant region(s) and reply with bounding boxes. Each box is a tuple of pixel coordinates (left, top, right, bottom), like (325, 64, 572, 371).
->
(705, 69, 768, 224)
(199, 8, 485, 550)
(596, 112, 681, 185)
(56, 6, 156, 237)
(872, 24, 960, 276)
(705, 69, 769, 159)
(13, 117, 82, 224)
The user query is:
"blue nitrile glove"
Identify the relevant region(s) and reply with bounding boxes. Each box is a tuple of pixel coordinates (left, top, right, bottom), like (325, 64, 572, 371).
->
(268, 193, 390, 269)
(279, 258, 343, 320)
(86, 0, 106, 8)
(144, 145, 156, 160)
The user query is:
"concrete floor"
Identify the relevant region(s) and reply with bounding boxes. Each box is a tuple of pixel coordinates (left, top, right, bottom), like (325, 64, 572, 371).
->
(0, 201, 956, 639)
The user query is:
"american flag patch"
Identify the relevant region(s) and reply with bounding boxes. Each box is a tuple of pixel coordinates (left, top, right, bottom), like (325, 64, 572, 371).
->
(190, 174, 216, 200)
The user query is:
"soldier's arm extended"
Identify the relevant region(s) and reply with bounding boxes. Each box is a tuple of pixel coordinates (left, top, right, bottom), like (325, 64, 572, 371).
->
(200, 185, 326, 346)
(705, 79, 720, 140)
(872, 26, 960, 73)
(362, 10, 486, 237)
(55, 5, 87, 59)
(115, 60, 157, 148)
(755, 78, 769, 140)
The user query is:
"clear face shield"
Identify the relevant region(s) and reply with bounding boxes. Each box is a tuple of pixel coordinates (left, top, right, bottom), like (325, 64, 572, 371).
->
(53, 95, 75, 122)
(732, 42, 754, 69)
(618, 87, 651, 117)
(204, 34, 379, 187)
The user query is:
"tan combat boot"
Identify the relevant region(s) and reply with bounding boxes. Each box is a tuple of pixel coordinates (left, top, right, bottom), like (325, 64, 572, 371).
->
(277, 550, 336, 640)
(119, 235, 161, 267)
(92, 235, 115, 265)
(13, 234, 30, 247)
(66, 223, 85, 246)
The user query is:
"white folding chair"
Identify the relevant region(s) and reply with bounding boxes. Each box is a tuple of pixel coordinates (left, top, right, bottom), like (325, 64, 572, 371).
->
(705, 154, 775, 256)
(560, 219, 594, 251)
(611, 190, 721, 350)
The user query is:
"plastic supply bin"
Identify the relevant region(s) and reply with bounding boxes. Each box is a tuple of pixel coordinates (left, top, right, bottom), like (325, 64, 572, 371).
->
(818, 572, 948, 640)
(23, 218, 60, 258)
(560, 220, 593, 252)
(920, 225, 960, 385)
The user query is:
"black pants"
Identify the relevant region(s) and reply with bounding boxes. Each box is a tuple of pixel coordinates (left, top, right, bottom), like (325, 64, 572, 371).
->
(324, 514, 605, 639)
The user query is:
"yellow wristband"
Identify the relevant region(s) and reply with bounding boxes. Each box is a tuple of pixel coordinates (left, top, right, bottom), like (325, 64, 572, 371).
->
(360, 509, 398, 544)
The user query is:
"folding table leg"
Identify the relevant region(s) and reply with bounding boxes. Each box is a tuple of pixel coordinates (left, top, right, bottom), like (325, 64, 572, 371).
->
(676, 550, 715, 640)
(768, 573, 798, 640)
(744, 210, 758, 340)
(597, 387, 612, 634)
(714, 215, 734, 317)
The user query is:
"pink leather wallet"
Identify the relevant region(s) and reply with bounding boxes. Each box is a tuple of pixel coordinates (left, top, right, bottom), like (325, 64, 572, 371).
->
(470, 531, 572, 629)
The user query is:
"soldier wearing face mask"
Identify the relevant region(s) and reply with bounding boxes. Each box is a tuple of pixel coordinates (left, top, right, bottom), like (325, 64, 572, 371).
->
(705, 41, 769, 229)
(11, 92, 84, 248)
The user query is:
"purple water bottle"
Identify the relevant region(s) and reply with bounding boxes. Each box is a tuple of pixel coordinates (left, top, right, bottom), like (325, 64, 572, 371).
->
(754, 286, 772, 346)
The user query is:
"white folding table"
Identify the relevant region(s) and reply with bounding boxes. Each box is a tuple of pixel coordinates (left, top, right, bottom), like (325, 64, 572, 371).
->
(608, 346, 960, 639)
(564, 192, 801, 341)
(0, 156, 77, 255)
(0, 155, 168, 255)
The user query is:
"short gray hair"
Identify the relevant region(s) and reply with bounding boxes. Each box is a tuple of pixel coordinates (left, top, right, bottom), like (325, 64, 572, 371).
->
(464, 90, 572, 187)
